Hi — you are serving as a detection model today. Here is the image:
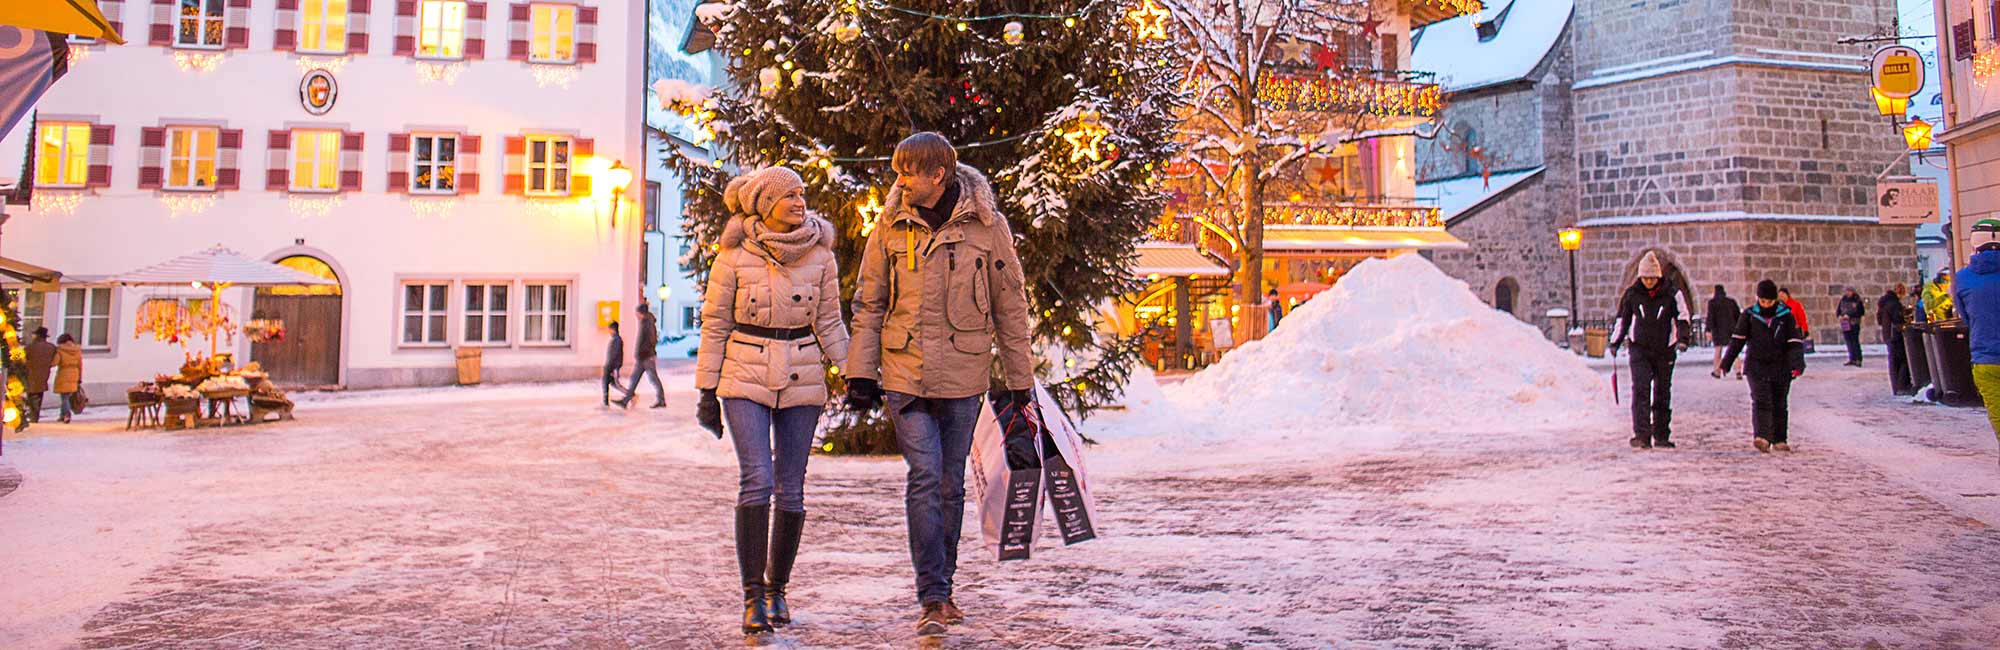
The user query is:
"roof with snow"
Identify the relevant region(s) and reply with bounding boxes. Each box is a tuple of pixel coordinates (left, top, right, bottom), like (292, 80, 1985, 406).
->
(1419, 167, 1544, 225)
(1410, 0, 1574, 94)
(1131, 244, 1232, 278)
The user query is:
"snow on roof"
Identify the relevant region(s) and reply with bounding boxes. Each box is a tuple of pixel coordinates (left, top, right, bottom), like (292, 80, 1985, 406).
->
(1410, 0, 1574, 94)
(1418, 167, 1544, 223)
(1130, 244, 1231, 278)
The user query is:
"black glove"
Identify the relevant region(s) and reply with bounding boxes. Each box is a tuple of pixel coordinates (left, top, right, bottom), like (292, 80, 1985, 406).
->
(1008, 388, 1032, 405)
(996, 390, 1043, 471)
(1609, 341, 1622, 357)
(845, 378, 883, 412)
(697, 389, 723, 439)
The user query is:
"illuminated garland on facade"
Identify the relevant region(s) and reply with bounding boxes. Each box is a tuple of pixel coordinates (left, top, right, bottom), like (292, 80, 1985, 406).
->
(1257, 73, 1442, 117)
(1168, 203, 1444, 229)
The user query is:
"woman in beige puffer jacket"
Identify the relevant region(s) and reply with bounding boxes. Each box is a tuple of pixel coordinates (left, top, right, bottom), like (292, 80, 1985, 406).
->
(694, 165, 849, 636)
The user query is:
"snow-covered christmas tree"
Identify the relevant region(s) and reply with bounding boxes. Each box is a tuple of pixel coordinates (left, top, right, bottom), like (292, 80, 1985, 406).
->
(660, 0, 1186, 448)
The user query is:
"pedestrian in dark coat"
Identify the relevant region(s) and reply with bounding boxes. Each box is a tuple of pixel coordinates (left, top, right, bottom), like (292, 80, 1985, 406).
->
(1706, 285, 1739, 374)
(614, 304, 667, 409)
(1610, 251, 1691, 449)
(1878, 285, 1913, 395)
(1837, 288, 1866, 366)
(1717, 280, 1809, 453)
(22, 327, 56, 428)
(603, 321, 627, 406)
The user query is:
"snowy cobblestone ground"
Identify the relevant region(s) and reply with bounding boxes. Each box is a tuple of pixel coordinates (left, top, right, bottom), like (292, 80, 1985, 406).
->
(2, 358, 1998, 649)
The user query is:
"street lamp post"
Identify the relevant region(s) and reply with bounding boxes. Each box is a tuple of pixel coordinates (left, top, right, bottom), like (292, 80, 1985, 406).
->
(1559, 228, 1583, 333)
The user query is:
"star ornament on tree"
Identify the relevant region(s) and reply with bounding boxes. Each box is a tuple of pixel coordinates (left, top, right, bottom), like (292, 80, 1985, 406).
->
(1126, 0, 1171, 41)
(1063, 112, 1112, 163)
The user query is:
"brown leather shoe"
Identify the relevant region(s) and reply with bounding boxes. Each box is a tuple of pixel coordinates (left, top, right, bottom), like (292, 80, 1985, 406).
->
(917, 602, 948, 638)
(940, 599, 965, 624)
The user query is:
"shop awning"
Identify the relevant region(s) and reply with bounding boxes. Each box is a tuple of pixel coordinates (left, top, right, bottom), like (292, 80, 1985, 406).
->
(1130, 244, 1231, 278)
(1262, 227, 1469, 253)
(109, 245, 339, 287)
(0, 254, 60, 284)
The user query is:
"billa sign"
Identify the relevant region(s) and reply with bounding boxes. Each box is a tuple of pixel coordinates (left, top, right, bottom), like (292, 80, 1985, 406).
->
(1871, 45, 1925, 100)
(299, 69, 338, 115)
(1876, 181, 1940, 225)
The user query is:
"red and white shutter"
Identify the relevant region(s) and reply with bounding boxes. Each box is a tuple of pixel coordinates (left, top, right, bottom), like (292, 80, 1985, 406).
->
(217, 129, 244, 191)
(347, 0, 371, 53)
(340, 132, 364, 192)
(504, 136, 526, 195)
(138, 127, 165, 189)
(274, 0, 298, 50)
(458, 134, 481, 193)
(507, 2, 529, 61)
(225, 0, 252, 50)
(576, 4, 596, 63)
(148, 0, 174, 46)
(465, 2, 488, 58)
(266, 129, 292, 191)
(393, 0, 416, 56)
(569, 137, 592, 196)
(99, 1, 125, 42)
(387, 133, 410, 193)
(86, 125, 114, 188)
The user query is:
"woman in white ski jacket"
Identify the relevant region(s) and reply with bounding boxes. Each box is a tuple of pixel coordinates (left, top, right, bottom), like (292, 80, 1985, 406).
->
(694, 166, 850, 636)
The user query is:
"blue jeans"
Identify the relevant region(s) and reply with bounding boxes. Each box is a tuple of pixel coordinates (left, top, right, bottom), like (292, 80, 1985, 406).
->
(886, 392, 984, 605)
(722, 398, 821, 512)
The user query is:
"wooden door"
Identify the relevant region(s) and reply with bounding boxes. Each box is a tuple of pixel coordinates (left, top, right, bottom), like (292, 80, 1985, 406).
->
(252, 294, 342, 386)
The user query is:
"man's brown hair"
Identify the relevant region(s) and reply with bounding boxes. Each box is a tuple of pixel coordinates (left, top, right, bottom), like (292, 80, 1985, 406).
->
(892, 132, 957, 177)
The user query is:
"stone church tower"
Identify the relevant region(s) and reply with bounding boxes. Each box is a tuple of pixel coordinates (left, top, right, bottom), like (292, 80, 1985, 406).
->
(1418, 0, 1918, 344)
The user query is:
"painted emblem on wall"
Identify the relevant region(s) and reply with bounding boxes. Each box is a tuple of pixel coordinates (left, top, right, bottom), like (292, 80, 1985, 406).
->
(300, 69, 338, 115)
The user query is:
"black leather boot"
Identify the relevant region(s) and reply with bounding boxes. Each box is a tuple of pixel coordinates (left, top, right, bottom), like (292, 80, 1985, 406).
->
(766, 509, 805, 627)
(736, 505, 772, 635)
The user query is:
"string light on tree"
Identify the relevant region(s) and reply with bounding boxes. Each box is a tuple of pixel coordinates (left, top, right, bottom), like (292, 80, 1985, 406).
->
(1126, 0, 1171, 40)
(856, 190, 886, 236)
(759, 67, 781, 97)
(834, 19, 861, 43)
(1063, 110, 1112, 163)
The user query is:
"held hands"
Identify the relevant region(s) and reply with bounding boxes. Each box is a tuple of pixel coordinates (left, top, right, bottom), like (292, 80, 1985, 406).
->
(697, 389, 723, 439)
(845, 378, 884, 412)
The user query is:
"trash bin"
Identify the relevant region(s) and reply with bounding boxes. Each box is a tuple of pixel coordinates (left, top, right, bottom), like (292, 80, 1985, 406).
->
(455, 346, 482, 386)
(1546, 309, 1571, 349)
(1584, 328, 1608, 358)
(1921, 320, 1980, 407)
(1903, 324, 1932, 393)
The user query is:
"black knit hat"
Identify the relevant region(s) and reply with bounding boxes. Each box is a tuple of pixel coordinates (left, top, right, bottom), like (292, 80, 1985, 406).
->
(1756, 280, 1779, 300)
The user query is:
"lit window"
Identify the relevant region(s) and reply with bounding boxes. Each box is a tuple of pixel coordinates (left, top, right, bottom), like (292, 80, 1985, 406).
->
(523, 283, 570, 344)
(166, 126, 219, 191)
(300, 0, 350, 53)
(35, 123, 90, 188)
(418, 0, 467, 59)
(411, 134, 458, 193)
(526, 135, 571, 196)
(529, 3, 576, 63)
(464, 283, 510, 344)
(177, 0, 227, 49)
(63, 287, 114, 350)
(401, 283, 449, 345)
(291, 130, 342, 192)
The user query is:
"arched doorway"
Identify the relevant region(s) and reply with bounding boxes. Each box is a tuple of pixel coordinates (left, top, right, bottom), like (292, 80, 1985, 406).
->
(253, 255, 343, 386)
(1494, 277, 1519, 316)
(1617, 248, 1697, 318)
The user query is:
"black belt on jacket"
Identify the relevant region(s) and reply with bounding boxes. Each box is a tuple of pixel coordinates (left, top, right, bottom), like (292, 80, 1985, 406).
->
(735, 324, 813, 341)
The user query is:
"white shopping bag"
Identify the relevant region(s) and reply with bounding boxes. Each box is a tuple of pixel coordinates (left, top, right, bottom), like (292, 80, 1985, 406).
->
(970, 384, 1098, 562)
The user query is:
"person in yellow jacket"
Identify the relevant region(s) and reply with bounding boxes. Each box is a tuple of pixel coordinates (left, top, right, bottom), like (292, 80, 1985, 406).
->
(1924, 270, 1955, 322)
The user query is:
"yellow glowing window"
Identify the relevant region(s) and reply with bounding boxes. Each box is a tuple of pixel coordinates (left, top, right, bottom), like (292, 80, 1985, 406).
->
(166, 126, 218, 191)
(529, 3, 576, 63)
(418, 0, 466, 59)
(300, 0, 349, 53)
(291, 130, 341, 192)
(36, 123, 90, 187)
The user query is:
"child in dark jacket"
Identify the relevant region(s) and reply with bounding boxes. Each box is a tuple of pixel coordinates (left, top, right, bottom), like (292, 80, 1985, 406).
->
(1716, 280, 1809, 453)
(604, 321, 628, 406)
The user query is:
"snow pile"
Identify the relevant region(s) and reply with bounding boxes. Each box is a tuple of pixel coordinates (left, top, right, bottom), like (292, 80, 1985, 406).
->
(1167, 254, 1608, 435)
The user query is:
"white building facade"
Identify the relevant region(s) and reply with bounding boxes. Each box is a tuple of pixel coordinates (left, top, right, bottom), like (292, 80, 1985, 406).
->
(2, 0, 647, 396)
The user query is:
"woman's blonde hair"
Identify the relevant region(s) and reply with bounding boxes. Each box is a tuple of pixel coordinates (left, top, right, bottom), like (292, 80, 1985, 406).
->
(892, 132, 957, 178)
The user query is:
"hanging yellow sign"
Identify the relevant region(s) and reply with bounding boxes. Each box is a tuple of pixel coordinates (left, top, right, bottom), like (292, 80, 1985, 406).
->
(1871, 44, 1925, 100)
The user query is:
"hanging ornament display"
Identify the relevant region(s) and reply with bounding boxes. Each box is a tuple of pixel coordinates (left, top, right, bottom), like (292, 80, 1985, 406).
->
(136, 298, 195, 344)
(759, 67, 781, 97)
(1063, 110, 1112, 163)
(790, 68, 806, 86)
(834, 19, 861, 43)
(1003, 21, 1025, 45)
(1126, 0, 1172, 41)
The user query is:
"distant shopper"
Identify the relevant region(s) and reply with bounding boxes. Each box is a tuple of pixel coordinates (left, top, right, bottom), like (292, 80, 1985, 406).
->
(1268, 288, 1285, 330)
(1837, 287, 1866, 367)
(1924, 270, 1955, 322)
(1609, 251, 1690, 449)
(21, 327, 56, 431)
(1707, 285, 1739, 374)
(614, 303, 667, 409)
(603, 321, 627, 406)
(1779, 287, 1811, 353)
(1879, 284, 1914, 395)
(53, 333, 83, 424)
(1953, 219, 2000, 453)
(1717, 280, 1808, 453)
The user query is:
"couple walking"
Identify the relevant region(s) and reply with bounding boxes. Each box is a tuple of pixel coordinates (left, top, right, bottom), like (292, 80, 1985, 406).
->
(692, 132, 1036, 638)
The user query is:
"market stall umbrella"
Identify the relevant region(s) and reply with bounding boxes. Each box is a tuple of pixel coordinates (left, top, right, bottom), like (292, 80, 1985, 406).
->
(0, 0, 125, 44)
(109, 245, 337, 356)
